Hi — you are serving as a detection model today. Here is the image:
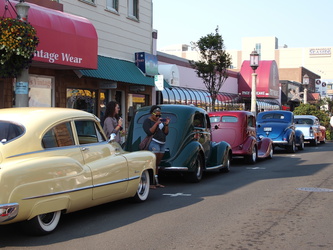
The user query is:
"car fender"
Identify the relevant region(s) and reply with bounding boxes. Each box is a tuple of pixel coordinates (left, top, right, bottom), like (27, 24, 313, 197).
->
(242, 136, 257, 154)
(27, 196, 70, 220)
(295, 129, 304, 144)
(208, 141, 231, 167)
(1, 156, 92, 222)
(257, 137, 272, 158)
(284, 129, 295, 144)
(166, 140, 203, 171)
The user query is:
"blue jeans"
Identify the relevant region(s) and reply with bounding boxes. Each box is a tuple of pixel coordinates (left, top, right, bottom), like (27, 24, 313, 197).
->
(149, 140, 166, 153)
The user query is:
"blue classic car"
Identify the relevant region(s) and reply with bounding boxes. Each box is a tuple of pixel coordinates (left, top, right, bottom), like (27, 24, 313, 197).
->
(256, 110, 304, 153)
(124, 105, 232, 183)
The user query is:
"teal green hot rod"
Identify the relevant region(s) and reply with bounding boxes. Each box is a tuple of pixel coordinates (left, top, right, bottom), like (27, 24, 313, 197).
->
(124, 105, 232, 182)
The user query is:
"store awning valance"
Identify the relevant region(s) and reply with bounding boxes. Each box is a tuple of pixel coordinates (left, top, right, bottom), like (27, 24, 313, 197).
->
(80, 56, 171, 88)
(1, 1, 98, 69)
(162, 86, 242, 111)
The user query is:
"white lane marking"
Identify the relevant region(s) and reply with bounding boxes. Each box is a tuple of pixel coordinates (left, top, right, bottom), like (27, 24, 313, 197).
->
(246, 167, 266, 169)
(297, 187, 333, 192)
(163, 193, 192, 197)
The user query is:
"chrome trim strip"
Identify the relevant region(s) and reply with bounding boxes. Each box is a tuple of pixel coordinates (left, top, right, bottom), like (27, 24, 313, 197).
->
(206, 164, 223, 170)
(161, 166, 189, 171)
(7, 145, 81, 159)
(22, 175, 140, 200)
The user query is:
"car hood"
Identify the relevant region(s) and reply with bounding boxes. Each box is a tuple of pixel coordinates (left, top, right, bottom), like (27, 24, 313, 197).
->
(257, 122, 288, 139)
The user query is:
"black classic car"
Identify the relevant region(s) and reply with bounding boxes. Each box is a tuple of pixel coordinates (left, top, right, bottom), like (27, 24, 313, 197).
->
(124, 105, 232, 182)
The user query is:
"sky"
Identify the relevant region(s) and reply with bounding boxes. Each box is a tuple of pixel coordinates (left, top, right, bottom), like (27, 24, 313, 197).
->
(153, 0, 333, 51)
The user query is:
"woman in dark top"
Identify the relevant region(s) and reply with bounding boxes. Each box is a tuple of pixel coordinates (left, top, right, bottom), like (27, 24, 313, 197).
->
(143, 105, 170, 188)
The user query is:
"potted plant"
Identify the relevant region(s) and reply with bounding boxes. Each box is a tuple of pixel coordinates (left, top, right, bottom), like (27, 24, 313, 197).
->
(0, 17, 39, 78)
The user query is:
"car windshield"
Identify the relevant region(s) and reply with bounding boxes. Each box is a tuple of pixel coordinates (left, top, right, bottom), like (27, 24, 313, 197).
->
(295, 118, 314, 125)
(0, 121, 24, 143)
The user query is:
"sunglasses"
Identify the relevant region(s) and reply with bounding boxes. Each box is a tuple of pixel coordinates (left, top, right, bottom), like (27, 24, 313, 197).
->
(152, 113, 161, 118)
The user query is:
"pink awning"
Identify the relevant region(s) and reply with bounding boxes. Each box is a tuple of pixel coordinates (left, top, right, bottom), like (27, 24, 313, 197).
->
(1, 1, 98, 69)
(238, 60, 280, 99)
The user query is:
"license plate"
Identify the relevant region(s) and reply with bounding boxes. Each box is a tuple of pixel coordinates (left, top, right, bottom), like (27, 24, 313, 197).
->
(264, 127, 272, 132)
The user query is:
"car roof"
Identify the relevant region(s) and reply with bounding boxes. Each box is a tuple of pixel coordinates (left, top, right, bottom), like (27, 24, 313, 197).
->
(209, 111, 253, 118)
(294, 115, 318, 120)
(0, 108, 96, 131)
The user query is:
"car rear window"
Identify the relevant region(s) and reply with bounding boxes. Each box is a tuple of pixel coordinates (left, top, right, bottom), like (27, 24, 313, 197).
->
(209, 116, 220, 123)
(262, 114, 285, 120)
(221, 116, 238, 123)
(295, 119, 314, 125)
(42, 122, 75, 148)
(0, 121, 24, 143)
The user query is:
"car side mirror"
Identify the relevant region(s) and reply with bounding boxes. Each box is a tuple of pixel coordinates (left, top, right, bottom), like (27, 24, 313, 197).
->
(214, 125, 219, 130)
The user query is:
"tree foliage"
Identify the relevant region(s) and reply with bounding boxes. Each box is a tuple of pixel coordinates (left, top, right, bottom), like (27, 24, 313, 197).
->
(189, 27, 232, 111)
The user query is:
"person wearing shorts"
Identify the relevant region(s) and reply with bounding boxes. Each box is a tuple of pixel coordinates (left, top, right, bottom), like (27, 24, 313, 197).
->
(143, 105, 170, 188)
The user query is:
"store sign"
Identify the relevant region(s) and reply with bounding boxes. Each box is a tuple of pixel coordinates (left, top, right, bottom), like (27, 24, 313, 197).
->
(309, 48, 331, 56)
(0, 1, 98, 69)
(34, 50, 83, 65)
(135, 52, 158, 76)
(154, 75, 164, 91)
(315, 79, 331, 97)
(99, 82, 117, 89)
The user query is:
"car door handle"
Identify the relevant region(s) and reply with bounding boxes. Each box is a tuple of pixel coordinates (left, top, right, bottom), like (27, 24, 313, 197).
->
(81, 147, 88, 151)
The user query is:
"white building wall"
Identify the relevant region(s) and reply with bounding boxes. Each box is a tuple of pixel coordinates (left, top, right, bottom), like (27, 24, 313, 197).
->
(158, 62, 238, 95)
(159, 37, 333, 79)
(60, 0, 153, 61)
(241, 37, 277, 61)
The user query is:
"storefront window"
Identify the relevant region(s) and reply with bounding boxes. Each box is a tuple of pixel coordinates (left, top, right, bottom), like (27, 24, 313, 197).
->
(28, 75, 54, 107)
(127, 93, 147, 122)
(66, 88, 96, 114)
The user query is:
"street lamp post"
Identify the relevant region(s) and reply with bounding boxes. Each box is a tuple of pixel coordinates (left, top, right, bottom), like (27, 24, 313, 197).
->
(250, 50, 259, 115)
(303, 74, 309, 104)
(15, 0, 30, 107)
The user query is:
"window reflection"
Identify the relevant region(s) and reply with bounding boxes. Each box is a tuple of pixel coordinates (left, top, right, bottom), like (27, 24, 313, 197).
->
(67, 88, 96, 114)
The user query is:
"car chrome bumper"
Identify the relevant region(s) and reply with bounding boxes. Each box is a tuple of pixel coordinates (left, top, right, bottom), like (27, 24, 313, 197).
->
(159, 166, 188, 171)
(273, 141, 288, 144)
(0, 203, 19, 223)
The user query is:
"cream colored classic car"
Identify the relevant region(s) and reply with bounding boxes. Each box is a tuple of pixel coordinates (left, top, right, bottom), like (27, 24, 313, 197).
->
(0, 108, 156, 235)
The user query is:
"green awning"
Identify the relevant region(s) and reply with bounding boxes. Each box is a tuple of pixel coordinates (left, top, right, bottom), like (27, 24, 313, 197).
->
(80, 55, 171, 88)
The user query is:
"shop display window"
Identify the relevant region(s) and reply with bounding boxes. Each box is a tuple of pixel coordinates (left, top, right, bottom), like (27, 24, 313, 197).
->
(28, 75, 54, 107)
(67, 88, 96, 114)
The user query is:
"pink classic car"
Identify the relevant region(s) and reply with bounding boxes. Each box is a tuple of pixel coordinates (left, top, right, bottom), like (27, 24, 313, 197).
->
(209, 111, 273, 164)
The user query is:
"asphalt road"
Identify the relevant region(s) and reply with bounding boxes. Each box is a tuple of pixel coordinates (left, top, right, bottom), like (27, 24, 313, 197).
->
(1, 142, 333, 250)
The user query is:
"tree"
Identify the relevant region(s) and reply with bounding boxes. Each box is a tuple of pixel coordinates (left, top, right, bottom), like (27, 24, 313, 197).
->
(189, 27, 232, 111)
